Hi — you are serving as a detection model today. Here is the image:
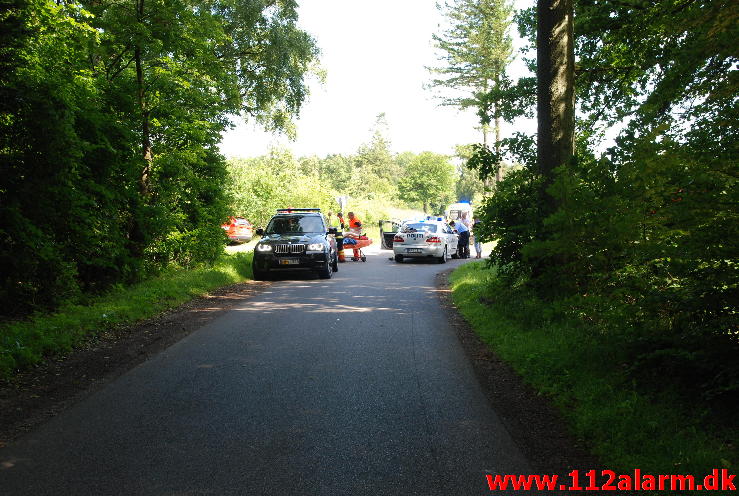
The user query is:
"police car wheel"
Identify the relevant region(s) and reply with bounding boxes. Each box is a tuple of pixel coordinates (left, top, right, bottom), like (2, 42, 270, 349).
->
(437, 247, 448, 264)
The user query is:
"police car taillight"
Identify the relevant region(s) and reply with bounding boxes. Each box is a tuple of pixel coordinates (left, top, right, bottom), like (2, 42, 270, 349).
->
(426, 236, 441, 243)
(393, 235, 404, 243)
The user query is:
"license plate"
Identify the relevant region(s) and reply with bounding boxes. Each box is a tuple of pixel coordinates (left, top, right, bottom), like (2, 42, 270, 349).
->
(279, 259, 300, 265)
(406, 248, 422, 253)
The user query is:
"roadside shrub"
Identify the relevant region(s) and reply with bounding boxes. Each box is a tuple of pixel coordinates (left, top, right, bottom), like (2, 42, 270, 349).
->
(473, 167, 542, 283)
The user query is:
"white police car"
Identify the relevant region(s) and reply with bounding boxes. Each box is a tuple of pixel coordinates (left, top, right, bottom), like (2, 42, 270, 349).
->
(392, 217, 459, 263)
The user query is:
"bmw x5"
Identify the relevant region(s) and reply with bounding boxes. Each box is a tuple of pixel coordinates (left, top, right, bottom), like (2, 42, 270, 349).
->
(252, 209, 338, 280)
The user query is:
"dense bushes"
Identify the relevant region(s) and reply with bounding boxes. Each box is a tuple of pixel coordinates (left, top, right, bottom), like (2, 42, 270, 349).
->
(1, 0, 318, 316)
(476, 138, 738, 412)
(450, 263, 737, 473)
(471, 0, 738, 415)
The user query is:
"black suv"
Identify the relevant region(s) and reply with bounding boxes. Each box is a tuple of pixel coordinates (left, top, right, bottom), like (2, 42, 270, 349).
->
(252, 208, 338, 280)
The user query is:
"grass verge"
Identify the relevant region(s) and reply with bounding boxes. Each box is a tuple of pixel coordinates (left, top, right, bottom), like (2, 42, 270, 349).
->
(0, 252, 253, 379)
(449, 261, 735, 481)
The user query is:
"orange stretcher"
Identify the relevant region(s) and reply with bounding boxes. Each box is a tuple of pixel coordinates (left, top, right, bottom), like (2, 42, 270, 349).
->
(342, 233, 372, 262)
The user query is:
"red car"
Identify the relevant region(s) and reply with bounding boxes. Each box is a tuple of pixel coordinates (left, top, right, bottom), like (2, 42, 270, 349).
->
(221, 216, 254, 243)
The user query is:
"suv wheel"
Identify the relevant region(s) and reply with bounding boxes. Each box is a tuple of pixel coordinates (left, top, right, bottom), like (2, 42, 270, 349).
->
(253, 268, 269, 281)
(318, 259, 333, 279)
(331, 252, 339, 272)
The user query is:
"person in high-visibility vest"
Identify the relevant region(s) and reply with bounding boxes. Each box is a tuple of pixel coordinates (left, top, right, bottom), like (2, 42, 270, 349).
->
(337, 212, 345, 230)
(347, 212, 363, 260)
(326, 211, 341, 229)
(347, 212, 362, 234)
(334, 212, 346, 262)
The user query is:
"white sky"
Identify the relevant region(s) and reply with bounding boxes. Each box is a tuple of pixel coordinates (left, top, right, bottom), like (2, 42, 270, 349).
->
(218, 0, 536, 159)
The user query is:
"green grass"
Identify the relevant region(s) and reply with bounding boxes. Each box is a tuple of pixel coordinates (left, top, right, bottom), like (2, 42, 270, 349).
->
(449, 261, 735, 480)
(0, 252, 254, 379)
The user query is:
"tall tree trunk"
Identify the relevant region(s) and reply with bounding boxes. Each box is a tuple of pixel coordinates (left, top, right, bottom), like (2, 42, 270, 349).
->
(494, 69, 502, 184)
(494, 114, 501, 183)
(128, 0, 152, 256)
(536, 0, 574, 214)
(135, 0, 152, 197)
(481, 78, 489, 147)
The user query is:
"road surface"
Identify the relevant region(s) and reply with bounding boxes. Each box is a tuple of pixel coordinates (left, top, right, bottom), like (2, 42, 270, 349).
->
(0, 246, 532, 495)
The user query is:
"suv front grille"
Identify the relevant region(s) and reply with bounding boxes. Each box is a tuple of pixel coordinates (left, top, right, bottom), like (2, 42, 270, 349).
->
(274, 244, 306, 255)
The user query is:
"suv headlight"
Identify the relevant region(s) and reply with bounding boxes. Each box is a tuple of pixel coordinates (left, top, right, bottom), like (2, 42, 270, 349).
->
(307, 243, 325, 252)
(256, 243, 272, 252)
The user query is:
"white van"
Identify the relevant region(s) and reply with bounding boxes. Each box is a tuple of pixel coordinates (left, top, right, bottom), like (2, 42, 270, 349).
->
(445, 202, 473, 222)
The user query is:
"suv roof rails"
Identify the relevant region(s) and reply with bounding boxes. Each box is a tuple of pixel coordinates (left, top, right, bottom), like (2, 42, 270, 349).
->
(275, 208, 321, 213)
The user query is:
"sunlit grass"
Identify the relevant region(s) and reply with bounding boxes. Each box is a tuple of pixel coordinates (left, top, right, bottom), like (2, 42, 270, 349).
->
(0, 252, 253, 378)
(449, 262, 735, 479)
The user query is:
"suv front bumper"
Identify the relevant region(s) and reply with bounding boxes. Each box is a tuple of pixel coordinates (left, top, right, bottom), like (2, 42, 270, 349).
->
(253, 252, 330, 272)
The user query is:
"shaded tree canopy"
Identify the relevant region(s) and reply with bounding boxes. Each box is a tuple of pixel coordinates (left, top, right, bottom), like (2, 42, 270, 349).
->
(466, 0, 737, 413)
(0, 0, 319, 314)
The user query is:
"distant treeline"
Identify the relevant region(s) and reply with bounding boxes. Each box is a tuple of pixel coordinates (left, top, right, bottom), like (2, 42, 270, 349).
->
(225, 127, 483, 229)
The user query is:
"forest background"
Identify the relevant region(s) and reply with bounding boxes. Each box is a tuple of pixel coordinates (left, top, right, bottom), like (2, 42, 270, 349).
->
(0, 0, 475, 321)
(1, 0, 737, 473)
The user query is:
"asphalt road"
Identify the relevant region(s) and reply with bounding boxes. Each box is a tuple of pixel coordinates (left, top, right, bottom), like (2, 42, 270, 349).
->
(0, 246, 532, 495)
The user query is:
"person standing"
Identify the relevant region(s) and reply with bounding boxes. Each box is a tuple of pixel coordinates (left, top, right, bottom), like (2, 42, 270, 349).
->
(461, 212, 472, 258)
(327, 211, 341, 229)
(472, 217, 482, 258)
(461, 211, 471, 229)
(331, 212, 345, 262)
(452, 220, 470, 259)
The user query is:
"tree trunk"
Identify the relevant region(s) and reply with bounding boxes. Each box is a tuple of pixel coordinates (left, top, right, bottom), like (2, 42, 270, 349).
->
(494, 71, 502, 185)
(135, 0, 152, 197)
(536, 0, 574, 214)
(494, 114, 501, 184)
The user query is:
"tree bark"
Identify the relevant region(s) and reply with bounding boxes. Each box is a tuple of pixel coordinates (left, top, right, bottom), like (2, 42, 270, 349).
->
(494, 72, 502, 184)
(135, 0, 152, 197)
(494, 115, 501, 184)
(537, 0, 575, 213)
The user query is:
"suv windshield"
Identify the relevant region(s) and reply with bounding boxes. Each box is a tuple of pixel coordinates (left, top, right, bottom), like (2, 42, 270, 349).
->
(266, 215, 325, 234)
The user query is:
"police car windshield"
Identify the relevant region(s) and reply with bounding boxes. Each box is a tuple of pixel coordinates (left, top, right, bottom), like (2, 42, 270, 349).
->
(401, 223, 437, 233)
(266, 215, 324, 234)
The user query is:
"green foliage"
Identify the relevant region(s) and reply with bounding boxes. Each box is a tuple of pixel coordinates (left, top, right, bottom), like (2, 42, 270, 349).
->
(226, 149, 335, 227)
(466, 0, 738, 420)
(454, 145, 485, 203)
(0, 252, 253, 378)
(450, 262, 737, 474)
(397, 152, 456, 213)
(347, 113, 401, 200)
(474, 166, 542, 280)
(429, 0, 515, 120)
(224, 115, 463, 225)
(0, 0, 318, 315)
